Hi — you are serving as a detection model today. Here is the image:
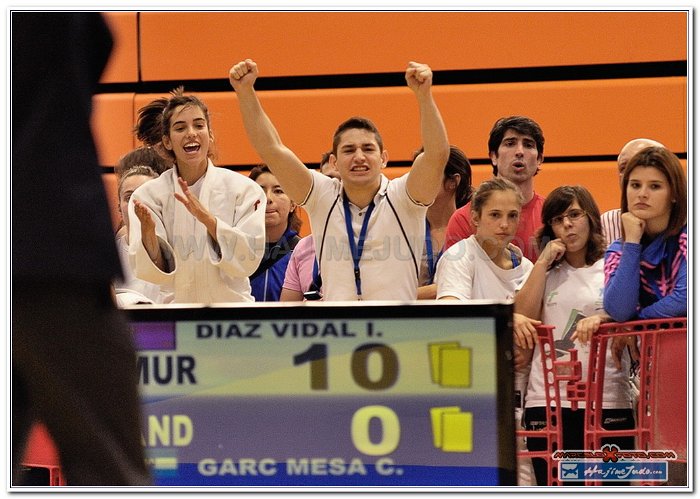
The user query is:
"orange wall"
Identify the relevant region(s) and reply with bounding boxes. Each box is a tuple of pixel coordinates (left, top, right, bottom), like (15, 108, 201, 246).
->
(138, 12, 687, 80)
(95, 10, 689, 235)
(92, 93, 136, 166)
(122, 77, 686, 168)
(101, 12, 139, 83)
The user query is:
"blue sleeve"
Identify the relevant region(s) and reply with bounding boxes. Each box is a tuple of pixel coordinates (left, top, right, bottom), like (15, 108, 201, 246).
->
(638, 248, 687, 319)
(603, 241, 642, 322)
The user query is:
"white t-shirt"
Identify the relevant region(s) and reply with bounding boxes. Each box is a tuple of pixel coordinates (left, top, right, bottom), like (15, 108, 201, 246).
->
(524, 259, 633, 409)
(301, 171, 428, 301)
(435, 235, 534, 301)
(435, 235, 534, 404)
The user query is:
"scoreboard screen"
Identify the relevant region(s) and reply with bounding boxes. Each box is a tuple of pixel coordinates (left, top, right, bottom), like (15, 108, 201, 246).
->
(128, 301, 515, 487)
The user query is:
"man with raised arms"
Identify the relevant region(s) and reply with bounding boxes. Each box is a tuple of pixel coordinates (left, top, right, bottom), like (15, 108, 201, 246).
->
(229, 59, 449, 301)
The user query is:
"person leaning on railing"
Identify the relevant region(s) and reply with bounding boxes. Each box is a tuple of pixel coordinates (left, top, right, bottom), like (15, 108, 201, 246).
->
(514, 185, 636, 486)
(602, 146, 687, 323)
(600, 146, 687, 487)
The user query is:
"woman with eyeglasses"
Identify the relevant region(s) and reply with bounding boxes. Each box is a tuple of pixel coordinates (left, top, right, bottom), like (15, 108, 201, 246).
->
(514, 185, 635, 486)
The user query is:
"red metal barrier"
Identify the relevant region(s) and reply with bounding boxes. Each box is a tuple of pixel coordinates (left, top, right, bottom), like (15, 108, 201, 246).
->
(20, 423, 65, 486)
(517, 318, 687, 486)
(515, 325, 569, 486)
(583, 318, 687, 486)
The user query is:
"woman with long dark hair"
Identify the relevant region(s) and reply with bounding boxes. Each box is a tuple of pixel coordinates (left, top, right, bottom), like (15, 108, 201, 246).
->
(515, 185, 635, 486)
(128, 88, 266, 303)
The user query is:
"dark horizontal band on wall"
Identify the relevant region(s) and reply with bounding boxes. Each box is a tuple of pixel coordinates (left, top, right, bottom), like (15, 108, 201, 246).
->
(100, 151, 687, 172)
(97, 60, 687, 95)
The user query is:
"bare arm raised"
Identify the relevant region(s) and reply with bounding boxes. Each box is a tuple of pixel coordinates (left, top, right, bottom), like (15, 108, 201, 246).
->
(404, 61, 450, 205)
(229, 59, 312, 203)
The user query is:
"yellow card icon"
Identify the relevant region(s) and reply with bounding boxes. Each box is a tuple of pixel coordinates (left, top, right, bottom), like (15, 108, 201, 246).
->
(430, 406, 460, 447)
(428, 342, 459, 383)
(428, 342, 471, 387)
(430, 406, 473, 453)
(441, 411, 473, 452)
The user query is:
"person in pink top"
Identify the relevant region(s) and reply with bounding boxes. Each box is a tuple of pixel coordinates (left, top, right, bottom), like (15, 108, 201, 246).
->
(280, 234, 319, 301)
(443, 116, 545, 262)
(280, 151, 339, 301)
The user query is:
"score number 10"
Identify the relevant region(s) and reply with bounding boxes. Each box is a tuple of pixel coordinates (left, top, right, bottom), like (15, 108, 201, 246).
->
(294, 342, 401, 456)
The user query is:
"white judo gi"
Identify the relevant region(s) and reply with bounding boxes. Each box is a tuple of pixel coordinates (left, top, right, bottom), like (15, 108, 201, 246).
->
(128, 162, 266, 303)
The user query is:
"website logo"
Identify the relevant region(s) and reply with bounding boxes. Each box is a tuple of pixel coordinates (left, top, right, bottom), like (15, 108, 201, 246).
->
(553, 444, 675, 482)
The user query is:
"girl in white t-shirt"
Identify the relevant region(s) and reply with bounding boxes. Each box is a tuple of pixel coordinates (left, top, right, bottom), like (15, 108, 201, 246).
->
(436, 177, 535, 485)
(514, 185, 635, 486)
(436, 177, 533, 301)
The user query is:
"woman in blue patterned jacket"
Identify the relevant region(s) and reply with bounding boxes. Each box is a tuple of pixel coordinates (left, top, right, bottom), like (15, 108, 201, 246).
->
(603, 146, 687, 321)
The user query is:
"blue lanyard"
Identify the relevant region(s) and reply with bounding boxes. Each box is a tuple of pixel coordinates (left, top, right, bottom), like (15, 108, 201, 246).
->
(311, 255, 323, 294)
(425, 219, 435, 284)
(343, 196, 375, 299)
(312, 257, 319, 286)
(509, 248, 519, 269)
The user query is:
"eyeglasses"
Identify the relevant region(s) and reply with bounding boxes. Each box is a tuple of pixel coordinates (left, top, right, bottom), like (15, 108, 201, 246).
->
(549, 209, 586, 226)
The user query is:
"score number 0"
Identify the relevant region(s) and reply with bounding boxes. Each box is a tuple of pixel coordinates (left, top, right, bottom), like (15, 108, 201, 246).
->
(294, 343, 400, 456)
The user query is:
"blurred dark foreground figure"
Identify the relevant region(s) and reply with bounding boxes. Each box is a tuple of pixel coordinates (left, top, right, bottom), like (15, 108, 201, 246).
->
(12, 12, 150, 486)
